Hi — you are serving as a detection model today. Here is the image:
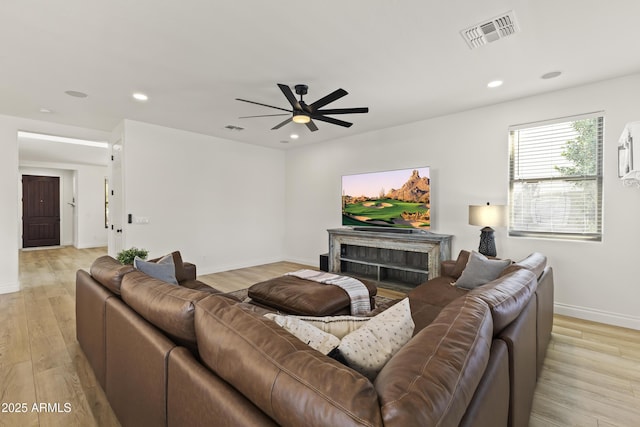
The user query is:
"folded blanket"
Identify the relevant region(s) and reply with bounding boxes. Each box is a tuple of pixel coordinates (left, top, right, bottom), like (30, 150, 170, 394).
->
(285, 269, 371, 315)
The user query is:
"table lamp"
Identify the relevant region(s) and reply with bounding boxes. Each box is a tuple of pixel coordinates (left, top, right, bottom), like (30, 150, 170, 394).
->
(468, 202, 507, 257)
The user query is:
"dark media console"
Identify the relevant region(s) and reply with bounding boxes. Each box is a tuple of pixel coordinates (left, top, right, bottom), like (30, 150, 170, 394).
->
(327, 228, 453, 288)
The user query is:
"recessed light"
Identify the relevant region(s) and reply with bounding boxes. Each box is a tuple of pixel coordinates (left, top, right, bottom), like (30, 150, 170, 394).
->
(65, 90, 88, 98)
(487, 80, 503, 88)
(133, 92, 149, 101)
(541, 71, 562, 80)
(290, 134, 299, 139)
(39, 108, 52, 113)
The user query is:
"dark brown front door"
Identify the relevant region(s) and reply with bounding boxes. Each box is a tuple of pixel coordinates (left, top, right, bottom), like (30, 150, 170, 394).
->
(22, 175, 60, 248)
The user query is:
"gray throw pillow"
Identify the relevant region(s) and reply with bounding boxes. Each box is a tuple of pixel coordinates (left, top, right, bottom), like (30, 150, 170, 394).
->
(134, 254, 179, 285)
(455, 251, 511, 289)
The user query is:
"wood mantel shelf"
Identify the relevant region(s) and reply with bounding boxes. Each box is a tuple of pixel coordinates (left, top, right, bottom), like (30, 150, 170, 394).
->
(327, 228, 453, 288)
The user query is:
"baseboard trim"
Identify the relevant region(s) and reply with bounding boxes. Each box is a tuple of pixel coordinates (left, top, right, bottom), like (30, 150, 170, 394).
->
(554, 302, 640, 331)
(0, 282, 20, 295)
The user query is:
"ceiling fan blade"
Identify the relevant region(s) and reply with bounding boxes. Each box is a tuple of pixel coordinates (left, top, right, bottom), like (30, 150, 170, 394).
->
(306, 120, 319, 132)
(236, 98, 291, 113)
(312, 115, 353, 128)
(277, 84, 302, 111)
(271, 117, 293, 130)
(239, 113, 290, 119)
(309, 88, 348, 110)
(314, 107, 369, 115)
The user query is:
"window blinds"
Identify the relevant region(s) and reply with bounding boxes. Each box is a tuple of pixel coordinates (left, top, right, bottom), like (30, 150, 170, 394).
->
(508, 113, 604, 241)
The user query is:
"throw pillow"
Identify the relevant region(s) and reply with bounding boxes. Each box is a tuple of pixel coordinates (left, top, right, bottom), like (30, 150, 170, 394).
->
(270, 314, 370, 339)
(454, 251, 511, 290)
(133, 254, 179, 285)
(338, 298, 415, 380)
(266, 299, 414, 380)
(265, 314, 341, 355)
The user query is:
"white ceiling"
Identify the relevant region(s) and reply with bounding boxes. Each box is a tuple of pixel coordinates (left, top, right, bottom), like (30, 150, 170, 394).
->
(4, 0, 640, 153)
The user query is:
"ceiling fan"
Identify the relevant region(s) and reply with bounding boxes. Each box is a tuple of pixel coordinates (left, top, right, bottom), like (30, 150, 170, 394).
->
(236, 84, 368, 132)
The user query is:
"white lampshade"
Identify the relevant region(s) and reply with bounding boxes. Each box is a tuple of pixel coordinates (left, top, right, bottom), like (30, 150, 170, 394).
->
(469, 203, 507, 227)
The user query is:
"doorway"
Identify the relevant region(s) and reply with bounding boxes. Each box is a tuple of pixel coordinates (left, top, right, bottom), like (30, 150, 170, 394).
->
(22, 175, 61, 248)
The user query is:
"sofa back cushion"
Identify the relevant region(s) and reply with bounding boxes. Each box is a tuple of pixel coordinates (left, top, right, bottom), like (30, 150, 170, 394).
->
(469, 268, 537, 334)
(90, 255, 135, 295)
(449, 249, 471, 278)
(120, 271, 209, 350)
(506, 252, 547, 279)
(195, 295, 383, 427)
(375, 295, 493, 427)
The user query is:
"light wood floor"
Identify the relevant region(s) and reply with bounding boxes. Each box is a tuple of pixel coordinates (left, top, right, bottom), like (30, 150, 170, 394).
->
(1, 247, 639, 426)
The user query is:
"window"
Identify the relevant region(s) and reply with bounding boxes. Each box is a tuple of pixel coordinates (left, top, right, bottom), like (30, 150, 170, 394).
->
(508, 113, 603, 241)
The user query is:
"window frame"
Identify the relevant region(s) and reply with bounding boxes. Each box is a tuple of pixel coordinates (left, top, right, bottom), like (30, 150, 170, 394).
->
(508, 112, 604, 242)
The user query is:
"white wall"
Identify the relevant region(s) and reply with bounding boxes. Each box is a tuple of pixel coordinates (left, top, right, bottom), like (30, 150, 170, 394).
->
(118, 120, 286, 274)
(75, 165, 109, 248)
(285, 73, 640, 330)
(0, 117, 20, 294)
(0, 114, 110, 294)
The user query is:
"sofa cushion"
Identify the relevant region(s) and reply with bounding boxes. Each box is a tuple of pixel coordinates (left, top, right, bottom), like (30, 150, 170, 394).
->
(500, 252, 547, 279)
(195, 295, 383, 427)
(455, 251, 511, 289)
(89, 255, 135, 295)
(408, 277, 468, 332)
(134, 254, 179, 285)
(469, 268, 537, 335)
(120, 271, 210, 350)
(375, 295, 493, 427)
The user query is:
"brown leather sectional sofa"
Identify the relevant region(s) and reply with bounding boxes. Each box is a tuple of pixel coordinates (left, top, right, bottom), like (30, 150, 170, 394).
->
(76, 251, 553, 427)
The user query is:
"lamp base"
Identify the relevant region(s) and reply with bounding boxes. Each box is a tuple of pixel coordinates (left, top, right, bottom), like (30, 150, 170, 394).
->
(478, 226, 497, 257)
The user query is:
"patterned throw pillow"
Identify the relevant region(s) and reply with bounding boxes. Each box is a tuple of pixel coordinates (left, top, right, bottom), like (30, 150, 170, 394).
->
(286, 315, 371, 339)
(338, 298, 414, 380)
(265, 314, 340, 355)
(266, 298, 415, 380)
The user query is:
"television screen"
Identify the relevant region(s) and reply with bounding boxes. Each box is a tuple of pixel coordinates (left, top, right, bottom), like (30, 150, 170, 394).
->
(342, 167, 431, 229)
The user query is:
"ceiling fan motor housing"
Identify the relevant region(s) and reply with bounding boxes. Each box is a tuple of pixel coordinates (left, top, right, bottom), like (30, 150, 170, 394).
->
(294, 84, 308, 96)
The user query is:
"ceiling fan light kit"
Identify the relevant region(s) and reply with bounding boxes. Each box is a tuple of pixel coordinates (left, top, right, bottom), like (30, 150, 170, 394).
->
(236, 83, 368, 132)
(292, 111, 311, 124)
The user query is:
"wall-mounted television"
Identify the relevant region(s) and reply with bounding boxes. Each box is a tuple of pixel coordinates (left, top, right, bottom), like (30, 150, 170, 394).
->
(341, 167, 431, 230)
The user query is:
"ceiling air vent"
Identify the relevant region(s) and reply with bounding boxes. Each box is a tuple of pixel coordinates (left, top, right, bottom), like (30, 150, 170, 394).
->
(460, 10, 519, 49)
(224, 125, 244, 131)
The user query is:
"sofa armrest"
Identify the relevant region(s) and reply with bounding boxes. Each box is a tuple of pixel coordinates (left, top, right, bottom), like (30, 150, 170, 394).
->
(441, 260, 457, 278)
(182, 262, 197, 281)
(535, 266, 554, 377)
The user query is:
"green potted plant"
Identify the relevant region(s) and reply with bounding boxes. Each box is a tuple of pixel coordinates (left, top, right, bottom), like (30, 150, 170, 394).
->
(116, 247, 149, 265)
